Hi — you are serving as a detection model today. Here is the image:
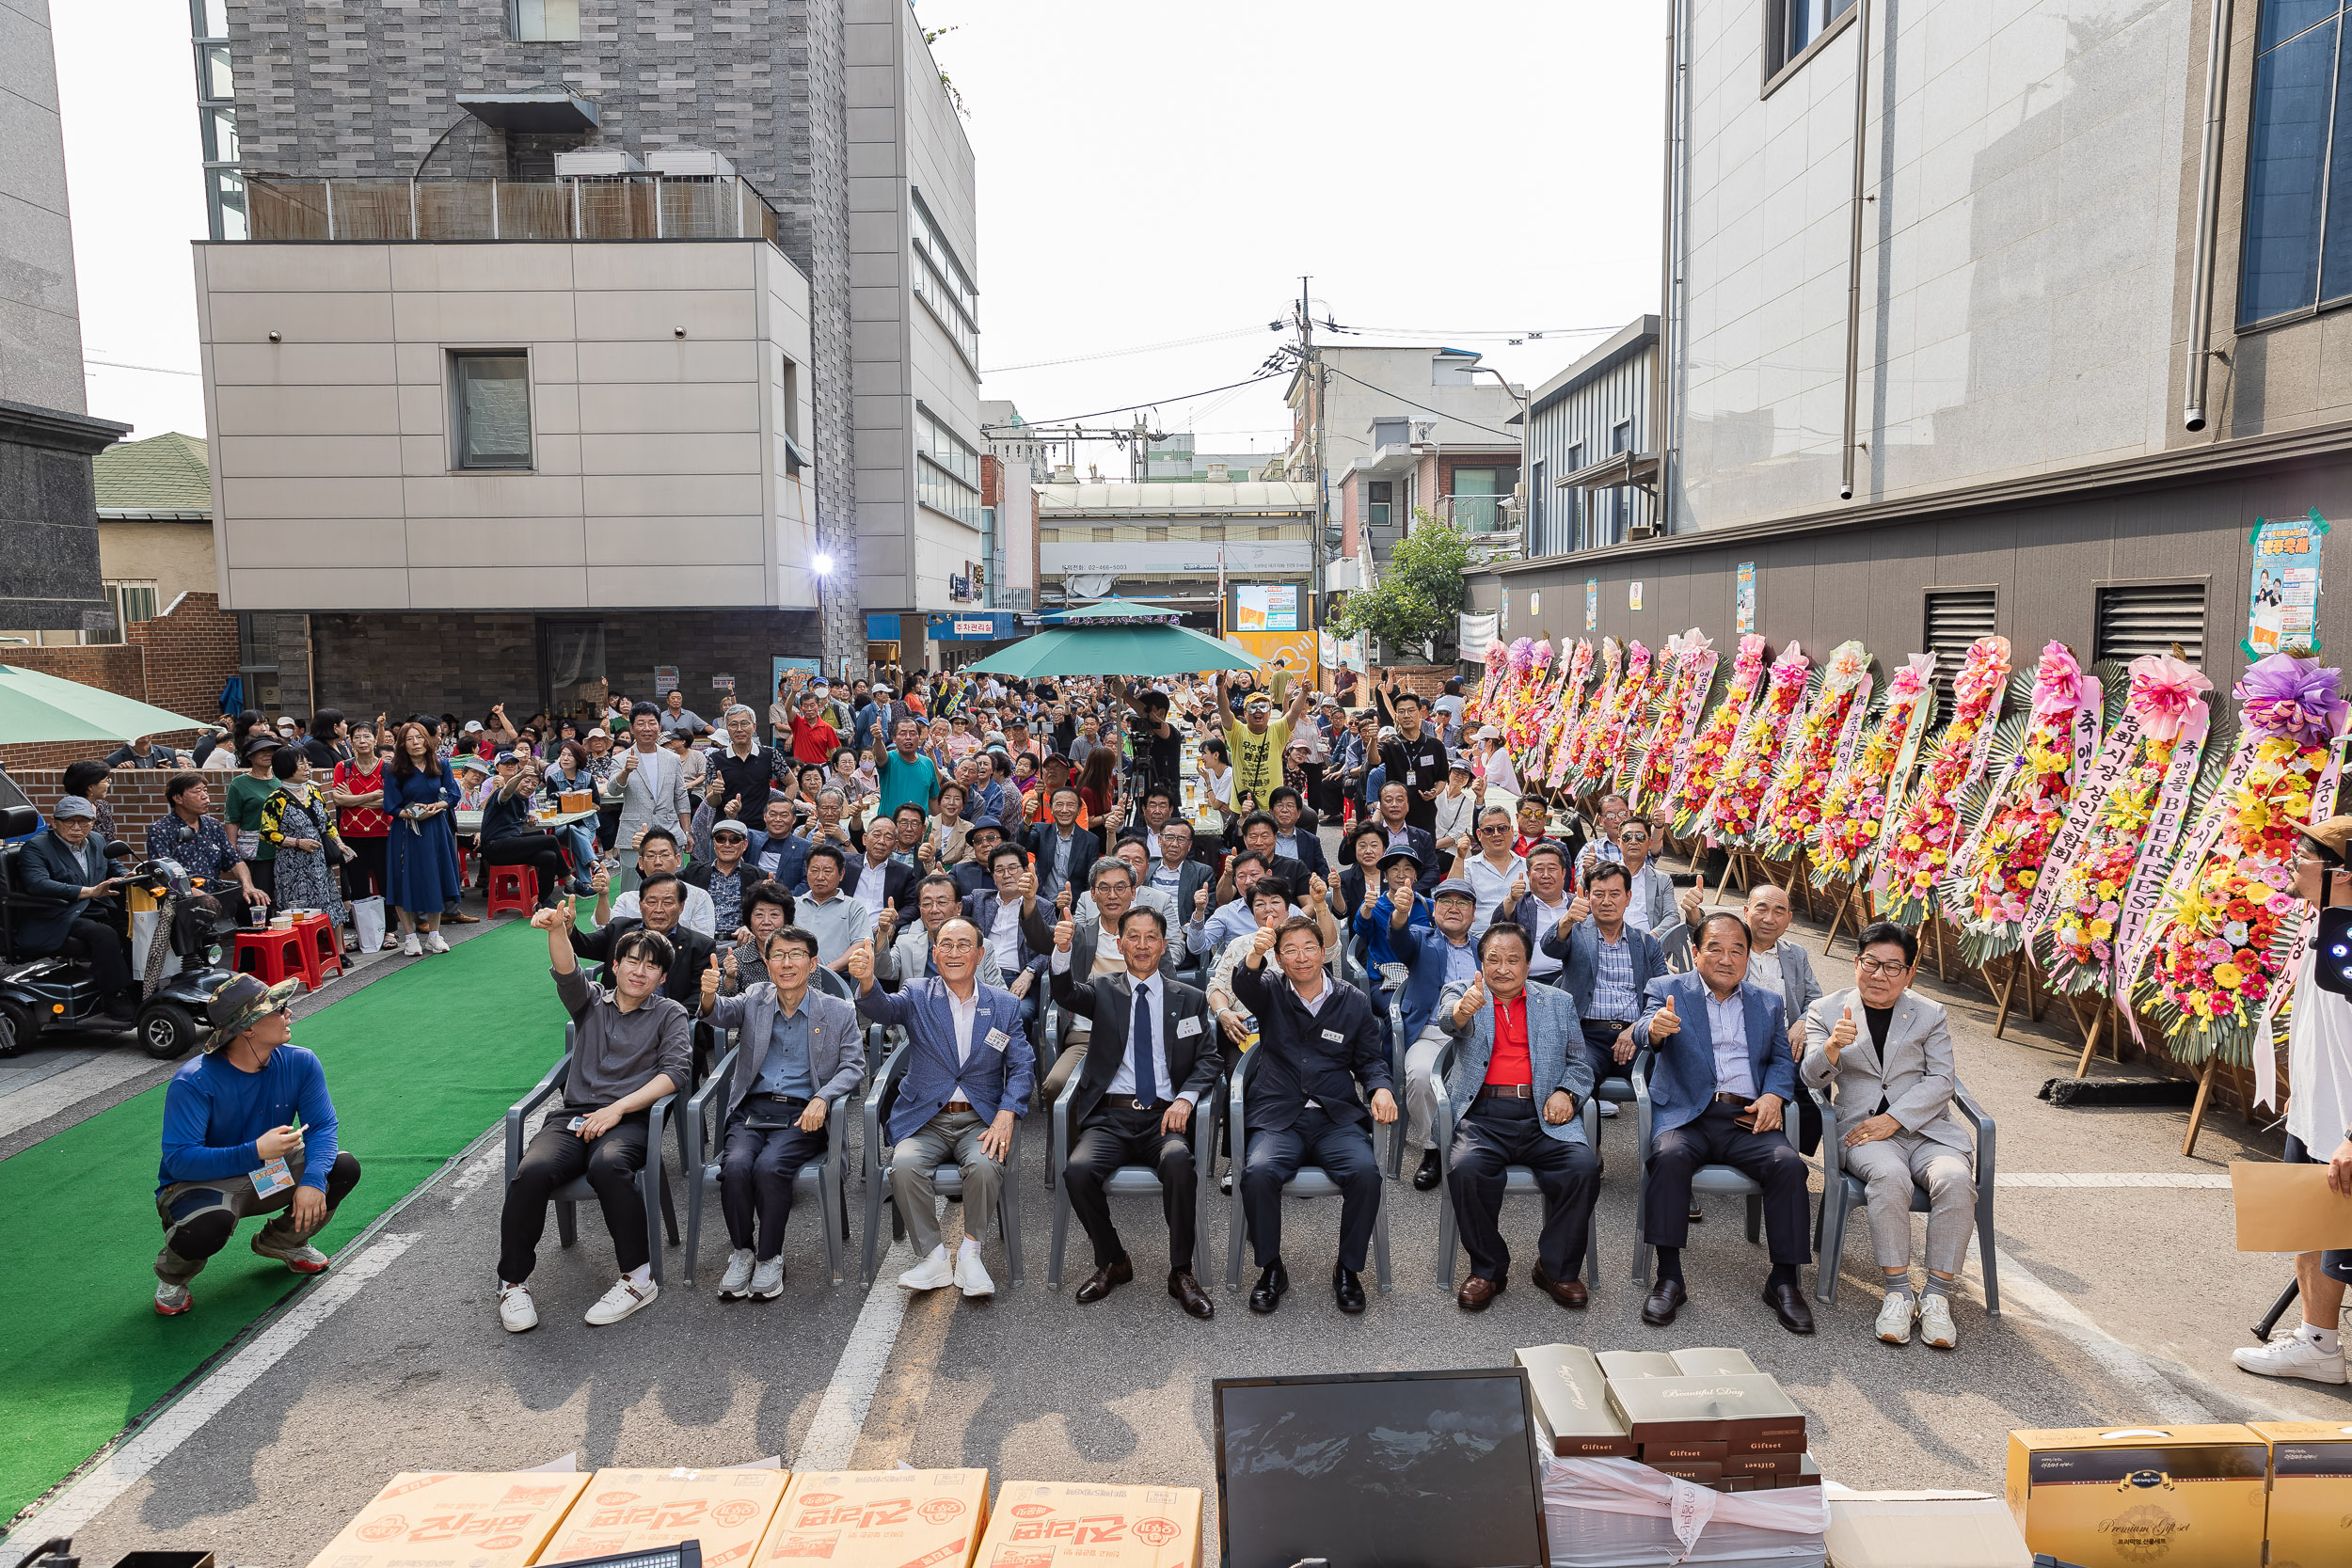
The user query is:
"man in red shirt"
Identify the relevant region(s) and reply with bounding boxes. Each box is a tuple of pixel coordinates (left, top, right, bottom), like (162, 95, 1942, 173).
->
(1438, 923, 1598, 1311)
(787, 689, 842, 767)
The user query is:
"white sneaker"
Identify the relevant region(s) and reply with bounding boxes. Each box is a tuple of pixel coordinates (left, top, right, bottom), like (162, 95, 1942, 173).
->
(154, 1280, 191, 1316)
(401, 933, 422, 958)
(1875, 1291, 1915, 1345)
(953, 1243, 995, 1298)
(716, 1248, 755, 1299)
(1597, 1101, 1620, 1118)
(898, 1245, 956, 1291)
(2233, 1330, 2348, 1385)
(498, 1282, 538, 1332)
(750, 1256, 786, 1298)
(252, 1231, 329, 1274)
(1918, 1291, 1959, 1351)
(423, 931, 452, 955)
(583, 1274, 658, 1325)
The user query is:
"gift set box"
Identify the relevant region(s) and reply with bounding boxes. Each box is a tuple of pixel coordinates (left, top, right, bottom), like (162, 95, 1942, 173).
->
(975, 1482, 1201, 1568)
(753, 1468, 991, 1568)
(536, 1468, 789, 1568)
(2005, 1425, 2269, 1568)
(1520, 1344, 1813, 1497)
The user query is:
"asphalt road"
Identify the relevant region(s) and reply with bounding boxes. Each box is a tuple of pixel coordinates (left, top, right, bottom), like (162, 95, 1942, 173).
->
(11, 877, 2348, 1565)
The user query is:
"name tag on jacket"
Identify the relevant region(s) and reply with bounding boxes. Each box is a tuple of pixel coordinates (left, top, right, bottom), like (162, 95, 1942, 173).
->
(1321, 1028, 1344, 1043)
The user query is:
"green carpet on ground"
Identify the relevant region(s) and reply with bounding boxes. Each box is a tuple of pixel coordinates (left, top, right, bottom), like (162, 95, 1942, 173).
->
(0, 919, 571, 1524)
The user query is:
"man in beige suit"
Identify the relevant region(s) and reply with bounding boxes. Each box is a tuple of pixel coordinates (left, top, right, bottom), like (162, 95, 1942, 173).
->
(1802, 920, 1975, 1350)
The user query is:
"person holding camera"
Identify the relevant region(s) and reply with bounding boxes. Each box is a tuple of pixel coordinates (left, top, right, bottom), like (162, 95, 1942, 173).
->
(2236, 816, 2352, 1386)
(1115, 681, 1185, 811)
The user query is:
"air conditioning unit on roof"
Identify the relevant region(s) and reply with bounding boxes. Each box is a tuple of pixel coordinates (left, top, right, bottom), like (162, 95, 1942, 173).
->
(554, 147, 645, 176)
(646, 146, 736, 178)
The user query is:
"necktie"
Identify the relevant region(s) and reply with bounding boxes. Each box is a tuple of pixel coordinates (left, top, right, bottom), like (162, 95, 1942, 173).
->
(1131, 980, 1157, 1104)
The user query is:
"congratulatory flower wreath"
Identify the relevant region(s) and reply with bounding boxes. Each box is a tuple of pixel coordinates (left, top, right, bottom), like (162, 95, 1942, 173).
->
(1753, 640, 1873, 860)
(1949, 641, 2101, 968)
(1874, 636, 2013, 923)
(1629, 630, 1720, 813)
(1669, 634, 1768, 835)
(1696, 641, 1811, 846)
(1809, 653, 1937, 890)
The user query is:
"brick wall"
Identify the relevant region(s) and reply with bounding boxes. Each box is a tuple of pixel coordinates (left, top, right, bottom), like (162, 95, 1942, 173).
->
(12, 768, 183, 845)
(0, 591, 242, 777)
(0, 642, 144, 699)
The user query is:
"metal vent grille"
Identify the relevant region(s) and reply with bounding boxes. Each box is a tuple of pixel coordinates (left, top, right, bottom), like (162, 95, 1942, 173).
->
(1923, 588, 1996, 689)
(2095, 581, 2207, 668)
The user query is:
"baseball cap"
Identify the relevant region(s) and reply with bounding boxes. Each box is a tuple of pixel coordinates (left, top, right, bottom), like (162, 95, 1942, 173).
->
(51, 794, 97, 821)
(463, 720, 485, 733)
(203, 972, 300, 1053)
(1433, 878, 1477, 902)
(493, 747, 519, 763)
(1377, 845, 1422, 873)
(450, 753, 490, 775)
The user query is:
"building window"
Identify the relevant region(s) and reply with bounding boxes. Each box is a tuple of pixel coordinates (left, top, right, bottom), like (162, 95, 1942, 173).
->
(1608, 420, 1634, 540)
(1768, 0, 1857, 79)
(1922, 588, 1997, 692)
(190, 1, 243, 241)
(1451, 466, 1515, 534)
(1564, 442, 1587, 549)
(1366, 480, 1392, 535)
(451, 352, 533, 469)
(1529, 459, 1548, 554)
(509, 0, 580, 42)
(910, 193, 980, 370)
(917, 404, 982, 529)
(2240, 5, 2352, 326)
(88, 580, 159, 645)
(2094, 581, 2207, 668)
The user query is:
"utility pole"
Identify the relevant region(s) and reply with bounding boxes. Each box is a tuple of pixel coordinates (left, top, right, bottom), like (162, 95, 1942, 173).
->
(1297, 276, 1325, 672)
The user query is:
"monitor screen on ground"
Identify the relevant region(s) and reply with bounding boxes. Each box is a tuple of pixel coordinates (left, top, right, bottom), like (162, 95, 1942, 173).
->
(1212, 1369, 1549, 1568)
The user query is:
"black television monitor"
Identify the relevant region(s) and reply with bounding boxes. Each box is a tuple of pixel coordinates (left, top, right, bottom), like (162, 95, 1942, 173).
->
(1212, 1369, 1549, 1568)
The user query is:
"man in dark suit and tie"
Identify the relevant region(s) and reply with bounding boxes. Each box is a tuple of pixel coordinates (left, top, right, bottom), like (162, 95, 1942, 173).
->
(1632, 911, 1813, 1334)
(1048, 903, 1223, 1318)
(1232, 916, 1398, 1315)
(1024, 785, 1101, 908)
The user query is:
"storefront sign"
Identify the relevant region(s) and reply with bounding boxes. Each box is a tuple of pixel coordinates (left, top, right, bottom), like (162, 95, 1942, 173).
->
(653, 665, 678, 696)
(1736, 562, 1756, 634)
(2247, 509, 2328, 657)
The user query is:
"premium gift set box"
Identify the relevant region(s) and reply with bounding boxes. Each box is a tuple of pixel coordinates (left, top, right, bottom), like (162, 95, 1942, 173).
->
(2249, 1422, 2352, 1568)
(1520, 1343, 1814, 1496)
(975, 1482, 1201, 1568)
(2004, 1425, 2269, 1568)
(302, 1471, 593, 1568)
(753, 1468, 992, 1568)
(536, 1468, 790, 1568)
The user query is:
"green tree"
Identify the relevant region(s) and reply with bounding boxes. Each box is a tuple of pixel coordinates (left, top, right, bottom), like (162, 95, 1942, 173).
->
(1331, 510, 1471, 657)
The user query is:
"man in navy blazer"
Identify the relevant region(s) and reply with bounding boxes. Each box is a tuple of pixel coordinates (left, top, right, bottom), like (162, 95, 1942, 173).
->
(849, 917, 1035, 1298)
(1542, 862, 1672, 1107)
(1631, 911, 1813, 1335)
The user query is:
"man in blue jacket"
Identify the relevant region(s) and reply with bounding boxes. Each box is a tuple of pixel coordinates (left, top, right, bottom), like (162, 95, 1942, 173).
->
(1632, 911, 1812, 1335)
(850, 918, 1034, 1298)
(1390, 879, 1481, 1191)
(152, 973, 361, 1316)
(15, 794, 137, 1018)
(1541, 862, 1671, 1116)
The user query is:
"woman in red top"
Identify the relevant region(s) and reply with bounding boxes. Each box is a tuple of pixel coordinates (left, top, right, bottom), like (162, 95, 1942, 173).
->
(1074, 747, 1120, 823)
(330, 721, 395, 944)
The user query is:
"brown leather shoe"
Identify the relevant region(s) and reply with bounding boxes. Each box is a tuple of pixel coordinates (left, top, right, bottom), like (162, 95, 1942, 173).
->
(1168, 1269, 1214, 1319)
(1763, 1279, 1816, 1335)
(1073, 1259, 1133, 1304)
(1642, 1276, 1688, 1326)
(1530, 1265, 1588, 1309)
(445, 911, 481, 925)
(1455, 1275, 1503, 1311)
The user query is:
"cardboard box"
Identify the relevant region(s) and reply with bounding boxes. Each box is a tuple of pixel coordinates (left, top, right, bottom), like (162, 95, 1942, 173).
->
(536, 1468, 789, 1568)
(1514, 1344, 1637, 1459)
(755, 1469, 990, 1568)
(1646, 1460, 1724, 1484)
(1663, 1348, 1759, 1378)
(2005, 1425, 2267, 1568)
(2251, 1420, 2352, 1568)
(1605, 1373, 1806, 1451)
(305, 1471, 592, 1568)
(1825, 1491, 2030, 1568)
(1640, 1438, 1727, 1464)
(1756, 1455, 1821, 1491)
(1724, 1451, 1802, 1479)
(976, 1481, 1201, 1568)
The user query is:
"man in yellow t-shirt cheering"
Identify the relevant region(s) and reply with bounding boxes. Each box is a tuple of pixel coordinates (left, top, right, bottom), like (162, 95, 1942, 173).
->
(1215, 665, 1312, 813)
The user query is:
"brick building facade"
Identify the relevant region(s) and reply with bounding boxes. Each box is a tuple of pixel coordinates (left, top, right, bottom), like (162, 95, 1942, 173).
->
(0, 592, 242, 775)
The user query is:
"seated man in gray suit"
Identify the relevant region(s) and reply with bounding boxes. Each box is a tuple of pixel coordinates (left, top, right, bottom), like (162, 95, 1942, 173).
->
(1438, 923, 1598, 1313)
(1801, 921, 1975, 1351)
(703, 925, 866, 1299)
(1741, 880, 1825, 1153)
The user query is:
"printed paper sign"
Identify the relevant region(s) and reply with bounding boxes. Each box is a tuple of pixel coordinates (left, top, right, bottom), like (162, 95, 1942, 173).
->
(2247, 510, 2328, 657)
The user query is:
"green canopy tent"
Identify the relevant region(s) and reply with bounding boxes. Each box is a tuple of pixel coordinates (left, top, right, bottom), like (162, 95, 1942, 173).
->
(968, 599, 1254, 678)
(0, 663, 209, 745)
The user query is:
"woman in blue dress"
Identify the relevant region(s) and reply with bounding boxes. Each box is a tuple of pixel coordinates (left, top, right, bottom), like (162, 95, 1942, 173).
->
(383, 720, 461, 957)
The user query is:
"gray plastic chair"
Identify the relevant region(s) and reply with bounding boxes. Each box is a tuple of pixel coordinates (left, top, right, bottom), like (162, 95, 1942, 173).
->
(503, 1023, 679, 1284)
(859, 1040, 1025, 1287)
(679, 1027, 857, 1288)
(1046, 1069, 1225, 1289)
(1628, 1052, 1787, 1286)
(1428, 1035, 1602, 1289)
(1223, 1045, 1391, 1293)
(1813, 1078, 1999, 1313)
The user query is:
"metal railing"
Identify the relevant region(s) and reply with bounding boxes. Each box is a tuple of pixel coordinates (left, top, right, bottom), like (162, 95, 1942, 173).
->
(245, 173, 783, 245)
(1432, 494, 1524, 561)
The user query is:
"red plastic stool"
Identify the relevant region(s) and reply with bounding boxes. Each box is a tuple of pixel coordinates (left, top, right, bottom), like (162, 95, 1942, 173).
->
(233, 927, 326, 992)
(294, 911, 345, 983)
(485, 863, 538, 918)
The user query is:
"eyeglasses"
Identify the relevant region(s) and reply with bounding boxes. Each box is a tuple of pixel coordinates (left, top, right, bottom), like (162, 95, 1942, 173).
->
(713, 832, 746, 844)
(933, 939, 978, 954)
(1856, 957, 1912, 978)
(1480, 823, 1512, 833)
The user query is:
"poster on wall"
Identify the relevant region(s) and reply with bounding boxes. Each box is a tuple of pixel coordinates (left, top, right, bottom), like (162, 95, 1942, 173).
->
(1629, 580, 1645, 611)
(1737, 562, 1756, 634)
(654, 665, 679, 697)
(2245, 509, 2328, 657)
(1502, 588, 1510, 632)
(1529, 591, 1541, 621)
(1232, 583, 1300, 631)
(1585, 578, 1597, 630)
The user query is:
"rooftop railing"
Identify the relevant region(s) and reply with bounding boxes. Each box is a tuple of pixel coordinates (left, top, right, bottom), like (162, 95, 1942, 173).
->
(245, 173, 783, 245)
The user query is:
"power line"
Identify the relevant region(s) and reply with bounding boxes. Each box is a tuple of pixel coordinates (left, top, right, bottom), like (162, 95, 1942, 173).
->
(981, 323, 1276, 374)
(86, 358, 201, 377)
(1011, 371, 1285, 429)
(1327, 323, 1622, 342)
(1313, 359, 1523, 440)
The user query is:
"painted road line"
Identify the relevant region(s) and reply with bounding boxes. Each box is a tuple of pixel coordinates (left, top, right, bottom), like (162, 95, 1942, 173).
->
(18, 1232, 419, 1542)
(0, 1049, 167, 1141)
(1997, 1173, 2233, 1189)
(444, 1144, 506, 1208)
(793, 1239, 916, 1472)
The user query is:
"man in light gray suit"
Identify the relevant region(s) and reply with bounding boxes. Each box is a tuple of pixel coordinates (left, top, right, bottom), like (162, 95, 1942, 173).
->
(1741, 881, 1825, 1155)
(1802, 920, 1976, 1352)
(603, 702, 691, 893)
(705, 926, 866, 1299)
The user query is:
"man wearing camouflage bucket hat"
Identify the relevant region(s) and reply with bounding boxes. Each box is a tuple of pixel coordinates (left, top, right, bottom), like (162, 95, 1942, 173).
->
(151, 974, 361, 1316)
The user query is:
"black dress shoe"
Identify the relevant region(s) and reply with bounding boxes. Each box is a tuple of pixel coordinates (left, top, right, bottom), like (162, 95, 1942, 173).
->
(1073, 1259, 1133, 1304)
(1248, 1260, 1289, 1314)
(1168, 1269, 1214, 1320)
(1413, 1148, 1442, 1191)
(1642, 1276, 1688, 1326)
(1333, 1262, 1367, 1314)
(1764, 1279, 1816, 1335)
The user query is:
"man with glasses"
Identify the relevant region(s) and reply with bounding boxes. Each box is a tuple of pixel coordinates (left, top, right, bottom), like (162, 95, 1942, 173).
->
(1450, 805, 1527, 940)
(1800, 922, 1974, 1349)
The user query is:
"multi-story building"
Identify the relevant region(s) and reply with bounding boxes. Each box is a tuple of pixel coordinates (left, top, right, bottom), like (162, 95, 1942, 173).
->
(1473, 0, 2352, 691)
(196, 0, 979, 715)
(1, 0, 128, 638)
(1518, 316, 1661, 559)
(1136, 433, 1282, 483)
(979, 397, 1043, 615)
(1035, 480, 1315, 633)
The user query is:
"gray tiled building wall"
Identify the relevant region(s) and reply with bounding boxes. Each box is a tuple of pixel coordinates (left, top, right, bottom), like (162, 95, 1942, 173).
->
(221, 0, 861, 669)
